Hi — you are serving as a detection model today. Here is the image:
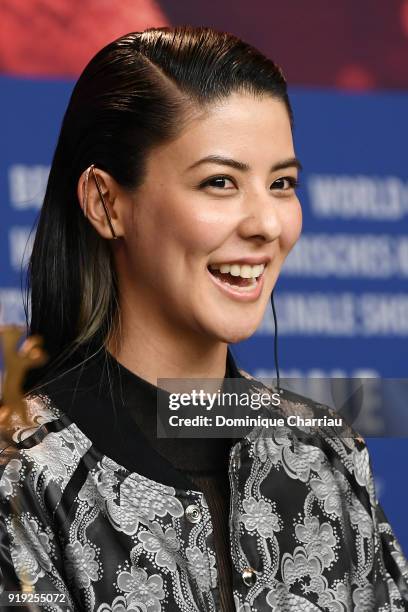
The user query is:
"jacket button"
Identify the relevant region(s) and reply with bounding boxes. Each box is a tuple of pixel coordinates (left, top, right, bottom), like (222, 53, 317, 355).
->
(185, 504, 202, 524)
(241, 567, 257, 587)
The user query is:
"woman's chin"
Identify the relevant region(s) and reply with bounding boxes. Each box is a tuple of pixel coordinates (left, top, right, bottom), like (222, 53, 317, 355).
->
(193, 296, 267, 343)
(209, 320, 262, 344)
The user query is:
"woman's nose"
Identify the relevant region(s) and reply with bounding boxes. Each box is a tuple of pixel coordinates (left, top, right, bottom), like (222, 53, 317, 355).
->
(236, 191, 282, 242)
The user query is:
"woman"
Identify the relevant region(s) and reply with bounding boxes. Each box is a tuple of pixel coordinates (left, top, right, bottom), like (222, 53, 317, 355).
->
(1, 26, 407, 612)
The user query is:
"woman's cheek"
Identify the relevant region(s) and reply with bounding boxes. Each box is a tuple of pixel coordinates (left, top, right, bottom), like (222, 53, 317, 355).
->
(281, 198, 302, 254)
(181, 213, 232, 253)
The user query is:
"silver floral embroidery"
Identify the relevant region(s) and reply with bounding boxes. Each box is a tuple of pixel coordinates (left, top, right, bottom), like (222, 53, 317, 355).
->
(59, 424, 91, 459)
(295, 517, 336, 568)
(138, 522, 180, 572)
(282, 442, 325, 483)
(252, 427, 292, 464)
(309, 468, 349, 516)
(317, 582, 350, 612)
(352, 584, 375, 612)
(390, 538, 408, 579)
(96, 594, 129, 612)
(65, 541, 100, 588)
(266, 582, 322, 611)
(351, 447, 370, 488)
(233, 594, 252, 611)
(8, 514, 53, 585)
(281, 546, 325, 588)
(186, 546, 216, 592)
(348, 498, 373, 539)
(119, 475, 184, 535)
(98, 469, 118, 503)
(117, 566, 165, 611)
(0, 458, 22, 498)
(24, 433, 74, 480)
(78, 473, 100, 508)
(241, 497, 281, 538)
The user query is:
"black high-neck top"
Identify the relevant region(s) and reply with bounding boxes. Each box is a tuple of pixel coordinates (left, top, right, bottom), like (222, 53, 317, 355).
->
(38, 344, 241, 612)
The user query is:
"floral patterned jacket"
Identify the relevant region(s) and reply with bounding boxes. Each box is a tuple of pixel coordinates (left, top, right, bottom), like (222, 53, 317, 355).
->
(1, 366, 408, 612)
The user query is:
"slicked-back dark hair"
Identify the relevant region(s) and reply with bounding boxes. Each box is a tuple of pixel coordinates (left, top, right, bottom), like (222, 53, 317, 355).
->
(24, 26, 292, 392)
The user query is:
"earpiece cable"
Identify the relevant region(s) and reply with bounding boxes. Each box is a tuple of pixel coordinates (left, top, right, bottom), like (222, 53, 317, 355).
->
(271, 290, 281, 392)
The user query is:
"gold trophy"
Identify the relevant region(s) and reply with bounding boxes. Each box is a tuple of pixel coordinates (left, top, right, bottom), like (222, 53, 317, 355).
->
(0, 325, 49, 607)
(0, 325, 48, 458)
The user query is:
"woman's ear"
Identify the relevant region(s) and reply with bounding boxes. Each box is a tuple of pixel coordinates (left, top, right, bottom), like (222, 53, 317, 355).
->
(77, 166, 125, 240)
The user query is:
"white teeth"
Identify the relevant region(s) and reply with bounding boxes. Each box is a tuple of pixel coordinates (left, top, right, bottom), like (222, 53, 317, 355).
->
(222, 278, 257, 292)
(240, 265, 252, 279)
(209, 262, 265, 279)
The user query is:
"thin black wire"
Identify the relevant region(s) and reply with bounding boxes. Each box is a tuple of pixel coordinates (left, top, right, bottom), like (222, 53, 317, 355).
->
(270, 290, 281, 392)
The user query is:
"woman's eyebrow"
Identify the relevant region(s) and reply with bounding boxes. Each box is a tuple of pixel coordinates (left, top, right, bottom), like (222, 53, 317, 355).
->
(186, 155, 303, 173)
(273, 157, 303, 172)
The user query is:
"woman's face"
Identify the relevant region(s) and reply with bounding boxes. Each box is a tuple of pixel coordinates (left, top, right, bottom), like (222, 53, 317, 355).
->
(117, 92, 302, 344)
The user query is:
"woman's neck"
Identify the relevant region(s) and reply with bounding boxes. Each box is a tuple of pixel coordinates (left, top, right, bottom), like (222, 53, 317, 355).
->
(105, 323, 228, 387)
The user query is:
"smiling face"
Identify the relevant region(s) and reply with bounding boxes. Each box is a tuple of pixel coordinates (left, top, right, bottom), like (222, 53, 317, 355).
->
(115, 91, 302, 345)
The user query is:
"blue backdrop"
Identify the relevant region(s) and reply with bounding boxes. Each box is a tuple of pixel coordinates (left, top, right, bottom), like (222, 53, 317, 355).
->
(1, 75, 407, 551)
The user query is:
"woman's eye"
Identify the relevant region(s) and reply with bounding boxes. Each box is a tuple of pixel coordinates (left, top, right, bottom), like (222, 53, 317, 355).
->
(271, 176, 299, 191)
(200, 176, 236, 190)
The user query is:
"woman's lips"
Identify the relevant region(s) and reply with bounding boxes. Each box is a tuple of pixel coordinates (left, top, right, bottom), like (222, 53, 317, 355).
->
(206, 265, 265, 302)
